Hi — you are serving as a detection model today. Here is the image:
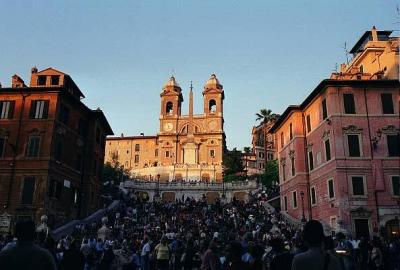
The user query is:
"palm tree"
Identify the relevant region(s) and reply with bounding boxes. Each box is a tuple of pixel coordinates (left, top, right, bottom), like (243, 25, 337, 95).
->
(255, 109, 279, 124)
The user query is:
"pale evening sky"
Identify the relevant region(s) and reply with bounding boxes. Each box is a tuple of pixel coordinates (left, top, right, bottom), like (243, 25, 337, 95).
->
(0, 0, 398, 149)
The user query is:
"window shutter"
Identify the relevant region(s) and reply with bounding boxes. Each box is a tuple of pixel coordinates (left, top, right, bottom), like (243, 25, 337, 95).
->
(42, 100, 49, 119)
(387, 135, 400, 157)
(381, 93, 394, 114)
(8, 101, 15, 119)
(348, 135, 360, 157)
(343, 94, 356, 114)
(29, 100, 36, 118)
(21, 177, 35, 204)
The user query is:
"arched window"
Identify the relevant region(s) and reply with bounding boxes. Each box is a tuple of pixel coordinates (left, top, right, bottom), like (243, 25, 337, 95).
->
(166, 102, 173, 115)
(209, 99, 216, 113)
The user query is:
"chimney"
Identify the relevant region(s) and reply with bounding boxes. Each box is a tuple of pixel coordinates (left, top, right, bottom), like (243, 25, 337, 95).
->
(371, 26, 378, 41)
(12, 74, 26, 88)
(121, 133, 124, 138)
(340, 63, 347, 73)
(31, 66, 38, 74)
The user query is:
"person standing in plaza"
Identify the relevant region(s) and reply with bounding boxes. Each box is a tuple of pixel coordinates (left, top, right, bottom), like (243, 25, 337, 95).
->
(291, 220, 342, 270)
(0, 220, 57, 270)
(154, 236, 170, 270)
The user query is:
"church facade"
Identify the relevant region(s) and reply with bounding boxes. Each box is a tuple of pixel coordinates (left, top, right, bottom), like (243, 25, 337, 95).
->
(105, 74, 225, 182)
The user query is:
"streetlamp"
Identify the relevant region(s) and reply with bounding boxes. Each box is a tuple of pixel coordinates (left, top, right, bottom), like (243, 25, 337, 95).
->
(300, 191, 306, 222)
(397, 200, 400, 234)
(156, 173, 160, 196)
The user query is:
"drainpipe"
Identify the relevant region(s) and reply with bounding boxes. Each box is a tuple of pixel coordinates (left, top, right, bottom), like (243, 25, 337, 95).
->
(363, 88, 380, 226)
(6, 91, 30, 209)
(301, 112, 312, 220)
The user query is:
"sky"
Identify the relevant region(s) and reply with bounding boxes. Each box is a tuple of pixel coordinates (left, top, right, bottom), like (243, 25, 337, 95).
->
(0, 0, 398, 149)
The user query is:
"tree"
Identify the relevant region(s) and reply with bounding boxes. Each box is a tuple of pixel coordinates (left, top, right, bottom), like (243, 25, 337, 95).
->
(255, 109, 279, 124)
(243, 147, 251, 154)
(260, 159, 279, 187)
(101, 151, 130, 184)
(223, 148, 244, 178)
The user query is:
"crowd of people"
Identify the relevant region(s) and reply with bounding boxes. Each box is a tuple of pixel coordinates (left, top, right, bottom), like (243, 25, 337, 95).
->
(0, 190, 400, 270)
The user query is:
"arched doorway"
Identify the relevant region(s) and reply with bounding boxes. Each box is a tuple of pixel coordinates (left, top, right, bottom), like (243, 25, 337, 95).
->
(162, 192, 176, 202)
(233, 192, 247, 202)
(175, 173, 183, 182)
(385, 218, 400, 237)
(202, 173, 210, 182)
(206, 192, 220, 204)
(136, 191, 149, 201)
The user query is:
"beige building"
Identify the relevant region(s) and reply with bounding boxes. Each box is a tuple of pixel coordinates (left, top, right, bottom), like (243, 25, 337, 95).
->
(105, 74, 225, 182)
(332, 26, 399, 80)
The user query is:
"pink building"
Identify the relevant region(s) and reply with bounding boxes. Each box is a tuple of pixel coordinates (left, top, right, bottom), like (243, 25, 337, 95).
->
(270, 28, 400, 238)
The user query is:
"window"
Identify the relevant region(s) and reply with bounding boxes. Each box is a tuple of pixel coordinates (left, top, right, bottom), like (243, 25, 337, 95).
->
(166, 102, 173, 115)
(348, 134, 361, 157)
(155, 149, 158, 157)
(0, 101, 15, 119)
(37, 75, 46, 85)
(289, 123, 293, 140)
(29, 100, 49, 119)
(282, 163, 286, 181)
(135, 144, 140, 151)
(351, 176, 365, 196)
(292, 191, 297, 208)
(26, 136, 40, 157)
(284, 196, 288, 211)
(75, 154, 82, 171)
(58, 104, 69, 124)
(343, 94, 356, 114)
(166, 151, 170, 158)
(328, 179, 335, 199)
(291, 157, 295, 176)
(387, 135, 400, 157)
(306, 115, 311, 133)
(308, 151, 314, 171)
(21, 177, 35, 204)
(381, 93, 394, 114)
(0, 137, 5, 158)
(55, 139, 62, 161)
(322, 99, 328, 120)
(325, 139, 331, 161)
(210, 149, 215, 158)
(125, 161, 128, 167)
(280, 132, 284, 148)
(311, 187, 316, 205)
(209, 99, 216, 113)
(50, 75, 60, 85)
(48, 179, 62, 199)
(392, 176, 400, 196)
(134, 155, 139, 163)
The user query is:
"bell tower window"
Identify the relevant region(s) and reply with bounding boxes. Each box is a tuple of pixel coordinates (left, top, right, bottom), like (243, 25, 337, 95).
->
(166, 102, 173, 115)
(209, 99, 216, 113)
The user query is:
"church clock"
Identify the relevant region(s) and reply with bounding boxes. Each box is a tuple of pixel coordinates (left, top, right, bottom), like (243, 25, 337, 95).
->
(163, 122, 173, 132)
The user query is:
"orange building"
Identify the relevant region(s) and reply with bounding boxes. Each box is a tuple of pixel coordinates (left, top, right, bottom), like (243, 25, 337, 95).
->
(105, 74, 225, 182)
(0, 67, 113, 229)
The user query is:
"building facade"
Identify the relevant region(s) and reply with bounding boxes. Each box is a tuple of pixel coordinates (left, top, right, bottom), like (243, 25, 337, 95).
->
(251, 121, 276, 173)
(270, 27, 400, 238)
(0, 67, 113, 229)
(105, 74, 225, 182)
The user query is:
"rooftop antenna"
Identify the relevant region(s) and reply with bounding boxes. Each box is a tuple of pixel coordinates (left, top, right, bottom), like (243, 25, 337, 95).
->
(332, 63, 338, 73)
(394, 5, 400, 30)
(342, 42, 350, 65)
(190, 80, 193, 91)
(171, 69, 175, 78)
